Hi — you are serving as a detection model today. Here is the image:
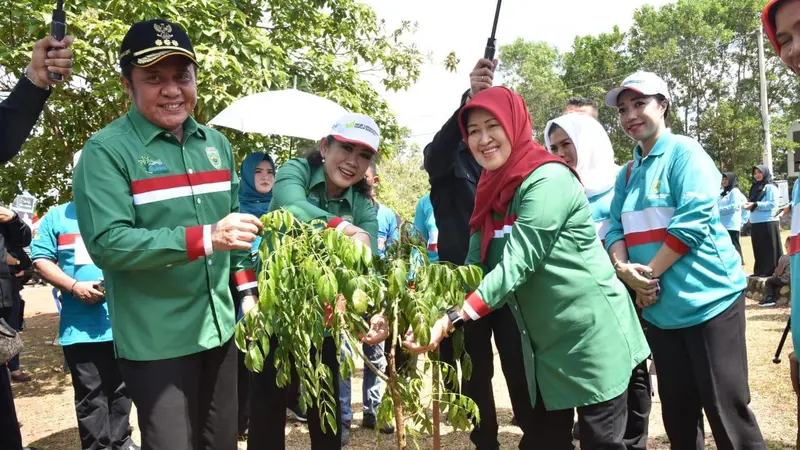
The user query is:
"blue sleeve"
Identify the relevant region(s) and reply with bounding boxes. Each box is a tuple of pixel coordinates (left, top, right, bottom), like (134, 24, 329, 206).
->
(665, 144, 719, 249)
(30, 211, 58, 262)
(603, 169, 628, 251)
(718, 193, 737, 214)
(413, 199, 429, 242)
(756, 185, 778, 211)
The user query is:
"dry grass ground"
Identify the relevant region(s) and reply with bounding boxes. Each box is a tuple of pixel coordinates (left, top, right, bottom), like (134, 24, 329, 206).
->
(12, 233, 798, 449)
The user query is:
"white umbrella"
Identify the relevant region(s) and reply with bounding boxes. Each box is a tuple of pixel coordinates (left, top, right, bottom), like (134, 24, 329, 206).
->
(209, 89, 349, 141)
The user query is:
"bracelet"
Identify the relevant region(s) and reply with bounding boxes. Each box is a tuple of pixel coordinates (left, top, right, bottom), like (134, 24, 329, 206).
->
(70, 280, 78, 295)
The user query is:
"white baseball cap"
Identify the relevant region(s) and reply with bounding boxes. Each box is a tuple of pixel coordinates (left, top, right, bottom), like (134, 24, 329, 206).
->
(327, 113, 381, 153)
(604, 71, 670, 107)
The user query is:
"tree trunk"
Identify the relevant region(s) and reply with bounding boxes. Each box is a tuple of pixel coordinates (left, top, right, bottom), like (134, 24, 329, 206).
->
(388, 298, 407, 450)
(432, 350, 441, 450)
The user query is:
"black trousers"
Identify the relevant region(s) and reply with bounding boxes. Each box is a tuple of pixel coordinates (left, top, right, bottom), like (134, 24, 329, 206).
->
(727, 230, 743, 263)
(529, 385, 628, 450)
(248, 336, 341, 450)
(237, 350, 250, 436)
(0, 360, 22, 450)
(623, 361, 651, 450)
(751, 221, 783, 277)
(63, 341, 134, 450)
(119, 338, 238, 450)
(647, 294, 765, 450)
(462, 305, 537, 450)
(764, 276, 788, 300)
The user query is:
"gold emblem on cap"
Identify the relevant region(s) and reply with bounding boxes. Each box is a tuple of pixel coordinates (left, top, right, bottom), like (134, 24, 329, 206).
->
(153, 23, 174, 47)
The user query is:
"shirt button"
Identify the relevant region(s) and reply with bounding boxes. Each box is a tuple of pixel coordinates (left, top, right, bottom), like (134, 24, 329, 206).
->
(208, 260, 213, 266)
(522, 330, 527, 335)
(188, 169, 194, 174)
(197, 198, 202, 204)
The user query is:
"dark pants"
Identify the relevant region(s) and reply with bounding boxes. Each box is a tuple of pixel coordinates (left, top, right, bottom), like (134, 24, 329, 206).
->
(727, 230, 743, 263)
(647, 294, 765, 450)
(623, 361, 651, 450)
(529, 385, 628, 449)
(119, 339, 238, 450)
(462, 305, 537, 450)
(764, 276, 788, 300)
(751, 221, 783, 277)
(438, 336, 459, 393)
(63, 341, 134, 450)
(0, 361, 22, 450)
(237, 350, 250, 436)
(248, 336, 341, 450)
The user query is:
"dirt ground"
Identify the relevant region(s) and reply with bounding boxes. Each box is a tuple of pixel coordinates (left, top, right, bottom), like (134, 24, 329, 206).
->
(12, 235, 799, 449)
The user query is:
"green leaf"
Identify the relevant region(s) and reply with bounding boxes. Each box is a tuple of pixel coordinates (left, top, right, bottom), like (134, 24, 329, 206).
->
(234, 323, 247, 351)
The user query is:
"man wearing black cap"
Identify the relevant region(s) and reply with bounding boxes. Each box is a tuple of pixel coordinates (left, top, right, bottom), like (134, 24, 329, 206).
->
(72, 19, 263, 449)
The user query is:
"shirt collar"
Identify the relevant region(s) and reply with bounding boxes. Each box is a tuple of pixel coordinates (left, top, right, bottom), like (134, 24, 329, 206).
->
(633, 129, 672, 162)
(308, 162, 356, 207)
(127, 105, 205, 145)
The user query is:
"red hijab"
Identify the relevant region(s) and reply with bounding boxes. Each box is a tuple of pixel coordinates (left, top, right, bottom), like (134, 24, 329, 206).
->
(459, 87, 578, 263)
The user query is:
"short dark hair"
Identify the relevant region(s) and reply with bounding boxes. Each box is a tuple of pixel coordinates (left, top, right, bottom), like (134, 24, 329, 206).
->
(306, 136, 371, 198)
(566, 97, 597, 108)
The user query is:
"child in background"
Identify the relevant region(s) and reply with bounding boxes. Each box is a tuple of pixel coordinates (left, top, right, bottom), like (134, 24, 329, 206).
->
(762, 237, 791, 307)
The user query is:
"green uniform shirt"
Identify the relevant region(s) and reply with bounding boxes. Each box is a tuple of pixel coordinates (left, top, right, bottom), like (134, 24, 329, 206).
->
(72, 106, 255, 361)
(269, 158, 379, 254)
(463, 163, 649, 410)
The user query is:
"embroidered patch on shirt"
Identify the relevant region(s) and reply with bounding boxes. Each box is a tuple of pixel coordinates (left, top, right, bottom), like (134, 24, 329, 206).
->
(137, 156, 169, 174)
(205, 147, 222, 169)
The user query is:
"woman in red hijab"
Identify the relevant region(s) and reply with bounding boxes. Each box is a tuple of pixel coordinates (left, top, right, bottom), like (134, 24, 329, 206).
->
(407, 87, 649, 448)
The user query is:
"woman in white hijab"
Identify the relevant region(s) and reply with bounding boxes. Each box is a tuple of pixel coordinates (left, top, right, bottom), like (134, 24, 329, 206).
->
(544, 113, 619, 244)
(545, 113, 652, 450)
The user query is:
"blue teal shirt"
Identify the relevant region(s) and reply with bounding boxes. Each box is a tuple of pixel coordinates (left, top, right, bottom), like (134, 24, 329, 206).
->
(413, 194, 439, 262)
(30, 202, 113, 346)
(748, 184, 780, 224)
(718, 188, 747, 231)
(376, 203, 399, 257)
(588, 188, 614, 245)
(604, 132, 746, 329)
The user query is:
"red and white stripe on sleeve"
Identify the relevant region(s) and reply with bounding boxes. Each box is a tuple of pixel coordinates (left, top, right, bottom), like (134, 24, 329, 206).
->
(233, 270, 258, 292)
(462, 291, 491, 321)
(327, 217, 351, 231)
(186, 225, 213, 261)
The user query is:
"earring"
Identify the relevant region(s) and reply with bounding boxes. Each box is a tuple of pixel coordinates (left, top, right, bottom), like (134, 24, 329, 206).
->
(321, 157, 325, 163)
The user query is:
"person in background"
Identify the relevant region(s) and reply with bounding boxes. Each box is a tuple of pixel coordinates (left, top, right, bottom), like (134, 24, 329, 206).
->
(339, 160, 396, 445)
(564, 97, 599, 118)
(234, 152, 304, 439)
(762, 0, 800, 446)
(745, 165, 782, 277)
(604, 71, 764, 449)
(32, 151, 137, 450)
(761, 236, 792, 308)
(545, 112, 652, 449)
(413, 193, 439, 263)
(5, 246, 32, 383)
(0, 205, 32, 450)
(718, 172, 747, 263)
(423, 59, 537, 449)
(1, 35, 74, 163)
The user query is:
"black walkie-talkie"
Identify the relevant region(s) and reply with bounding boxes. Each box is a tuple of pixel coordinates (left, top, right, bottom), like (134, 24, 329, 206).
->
(47, 0, 67, 82)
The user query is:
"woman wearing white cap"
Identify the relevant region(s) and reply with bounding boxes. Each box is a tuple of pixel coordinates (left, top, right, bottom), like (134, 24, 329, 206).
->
(603, 72, 765, 449)
(247, 113, 389, 450)
(544, 113, 651, 449)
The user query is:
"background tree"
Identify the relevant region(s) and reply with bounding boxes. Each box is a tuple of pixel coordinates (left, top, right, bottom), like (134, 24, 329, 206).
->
(376, 142, 430, 222)
(0, 0, 426, 210)
(498, 0, 800, 187)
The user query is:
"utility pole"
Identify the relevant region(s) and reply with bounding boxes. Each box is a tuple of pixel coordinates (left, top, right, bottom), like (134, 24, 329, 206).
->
(758, 25, 773, 174)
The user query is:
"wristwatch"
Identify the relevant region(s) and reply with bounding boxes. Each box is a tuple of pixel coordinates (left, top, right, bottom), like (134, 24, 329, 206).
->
(446, 307, 465, 332)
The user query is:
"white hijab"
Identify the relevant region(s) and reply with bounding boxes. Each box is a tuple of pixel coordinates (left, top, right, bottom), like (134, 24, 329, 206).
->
(544, 113, 619, 199)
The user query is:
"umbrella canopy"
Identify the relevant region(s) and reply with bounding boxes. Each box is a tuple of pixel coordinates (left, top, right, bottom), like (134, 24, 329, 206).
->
(209, 89, 349, 141)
